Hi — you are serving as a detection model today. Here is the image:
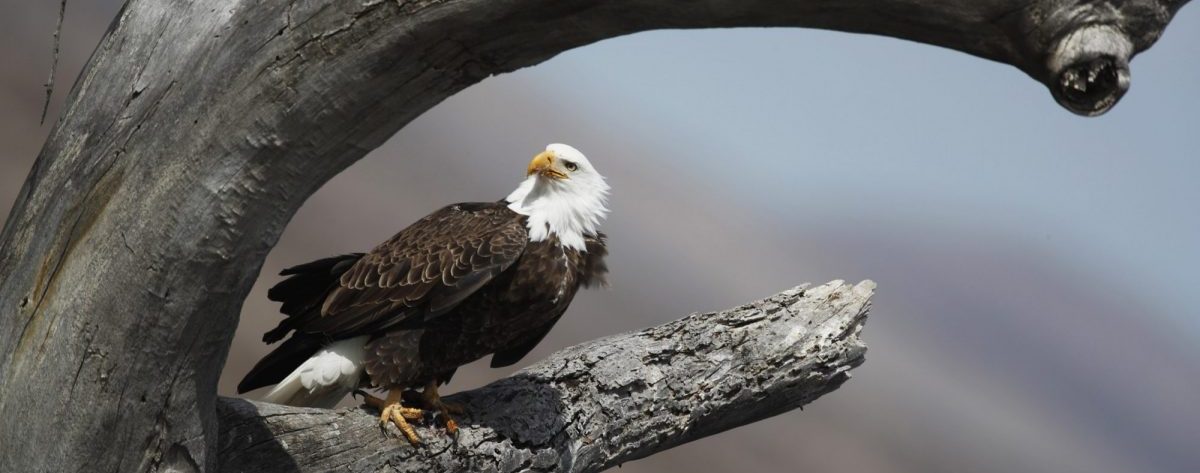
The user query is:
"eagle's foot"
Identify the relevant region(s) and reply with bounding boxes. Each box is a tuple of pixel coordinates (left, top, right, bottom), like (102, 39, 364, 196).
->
(380, 403, 424, 445)
(363, 389, 425, 445)
(421, 381, 463, 436)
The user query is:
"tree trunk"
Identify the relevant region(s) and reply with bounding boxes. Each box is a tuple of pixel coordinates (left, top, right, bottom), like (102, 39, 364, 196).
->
(0, 1, 1189, 472)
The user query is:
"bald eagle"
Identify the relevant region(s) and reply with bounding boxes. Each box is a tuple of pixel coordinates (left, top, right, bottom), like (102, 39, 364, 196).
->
(237, 144, 609, 443)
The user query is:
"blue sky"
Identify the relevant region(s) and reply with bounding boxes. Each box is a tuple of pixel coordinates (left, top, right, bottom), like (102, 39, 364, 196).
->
(522, 15, 1200, 333)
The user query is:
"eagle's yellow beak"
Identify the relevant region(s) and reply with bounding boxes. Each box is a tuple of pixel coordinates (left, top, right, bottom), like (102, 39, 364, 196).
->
(527, 150, 567, 180)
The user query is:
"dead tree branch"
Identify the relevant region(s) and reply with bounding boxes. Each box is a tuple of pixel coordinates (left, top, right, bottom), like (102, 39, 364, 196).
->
(216, 281, 872, 473)
(0, 1, 1190, 472)
(40, 0, 68, 124)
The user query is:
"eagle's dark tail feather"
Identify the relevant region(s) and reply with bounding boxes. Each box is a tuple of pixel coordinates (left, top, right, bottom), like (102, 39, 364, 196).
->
(237, 253, 363, 394)
(262, 253, 364, 343)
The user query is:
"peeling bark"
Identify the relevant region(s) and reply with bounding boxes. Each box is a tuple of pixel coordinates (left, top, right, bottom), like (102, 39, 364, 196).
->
(0, 1, 1190, 472)
(217, 281, 872, 473)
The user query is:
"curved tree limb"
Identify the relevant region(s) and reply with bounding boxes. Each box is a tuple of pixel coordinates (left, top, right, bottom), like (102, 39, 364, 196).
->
(216, 280, 872, 473)
(0, 1, 1189, 472)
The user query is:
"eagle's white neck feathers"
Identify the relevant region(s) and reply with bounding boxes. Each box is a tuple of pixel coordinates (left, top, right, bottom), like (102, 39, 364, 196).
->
(506, 144, 609, 251)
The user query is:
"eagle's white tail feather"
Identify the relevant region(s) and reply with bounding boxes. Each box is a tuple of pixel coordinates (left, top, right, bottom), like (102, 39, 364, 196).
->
(262, 336, 369, 408)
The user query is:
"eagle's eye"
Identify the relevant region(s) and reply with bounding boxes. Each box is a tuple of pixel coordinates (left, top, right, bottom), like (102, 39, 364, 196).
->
(563, 161, 579, 172)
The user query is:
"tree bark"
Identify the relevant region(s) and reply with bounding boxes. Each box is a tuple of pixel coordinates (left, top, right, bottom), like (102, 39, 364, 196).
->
(216, 280, 872, 473)
(0, 1, 1189, 472)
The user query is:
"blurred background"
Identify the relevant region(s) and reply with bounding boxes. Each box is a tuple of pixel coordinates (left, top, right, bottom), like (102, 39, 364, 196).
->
(3, 1, 1199, 472)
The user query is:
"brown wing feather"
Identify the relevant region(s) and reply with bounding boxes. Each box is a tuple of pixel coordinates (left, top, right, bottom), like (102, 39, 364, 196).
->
(491, 232, 608, 368)
(581, 232, 609, 288)
(299, 202, 527, 337)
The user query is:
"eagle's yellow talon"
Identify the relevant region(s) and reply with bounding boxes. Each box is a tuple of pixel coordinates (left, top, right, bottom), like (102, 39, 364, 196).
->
(372, 389, 424, 445)
(398, 406, 424, 420)
(385, 405, 422, 445)
(421, 381, 464, 437)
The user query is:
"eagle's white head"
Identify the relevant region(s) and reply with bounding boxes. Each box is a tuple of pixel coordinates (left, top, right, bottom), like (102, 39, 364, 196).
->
(506, 143, 610, 251)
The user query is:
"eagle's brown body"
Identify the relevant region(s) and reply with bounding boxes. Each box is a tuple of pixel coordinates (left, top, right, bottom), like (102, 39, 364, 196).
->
(237, 201, 607, 395)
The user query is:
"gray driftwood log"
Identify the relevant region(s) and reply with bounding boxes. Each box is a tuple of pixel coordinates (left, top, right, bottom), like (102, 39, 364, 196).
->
(217, 280, 872, 473)
(0, 1, 1191, 472)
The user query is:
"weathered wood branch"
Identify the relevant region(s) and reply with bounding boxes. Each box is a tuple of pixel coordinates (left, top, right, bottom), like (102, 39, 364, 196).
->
(0, 0, 1190, 472)
(216, 280, 872, 473)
